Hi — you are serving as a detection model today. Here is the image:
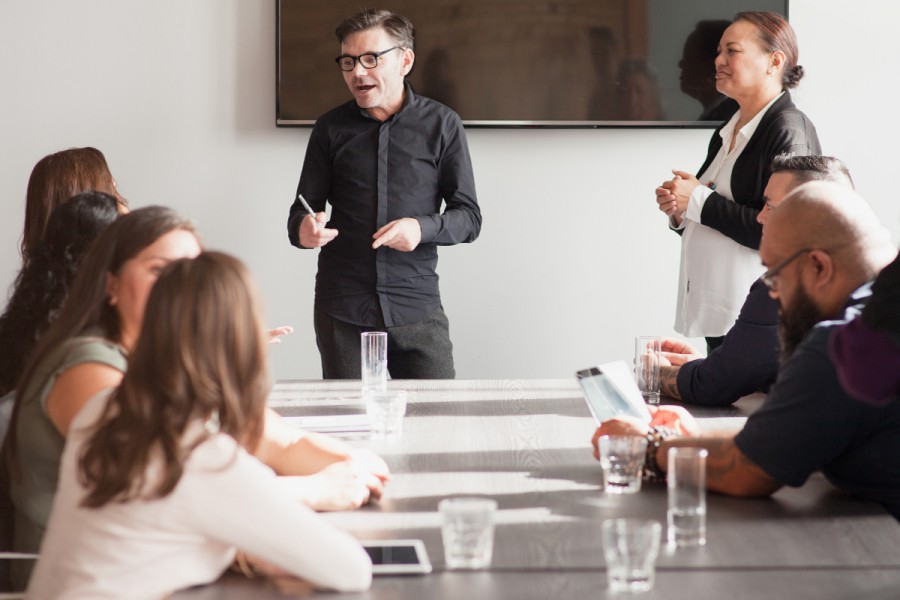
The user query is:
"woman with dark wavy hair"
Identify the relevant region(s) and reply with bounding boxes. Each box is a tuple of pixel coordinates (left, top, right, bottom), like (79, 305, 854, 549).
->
(655, 12, 820, 352)
(26, 253, 372, 597)
(0, 192, 120, 397)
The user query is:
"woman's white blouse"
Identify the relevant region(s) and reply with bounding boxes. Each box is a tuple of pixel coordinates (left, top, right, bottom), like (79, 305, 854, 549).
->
(26, 391, 372, 600)
(672, 93, 783, 338)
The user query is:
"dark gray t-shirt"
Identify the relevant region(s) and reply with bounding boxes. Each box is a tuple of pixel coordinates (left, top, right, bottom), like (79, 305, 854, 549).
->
(735, 284, 900, 519)
(10, 335, 127, 555)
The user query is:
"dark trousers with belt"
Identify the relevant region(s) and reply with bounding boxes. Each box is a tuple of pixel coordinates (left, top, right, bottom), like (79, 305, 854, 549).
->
(314, 306, 456, 380)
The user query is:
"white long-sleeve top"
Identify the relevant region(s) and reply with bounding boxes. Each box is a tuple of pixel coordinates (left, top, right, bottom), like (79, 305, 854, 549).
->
(671, 94, 782, 337)
(26, 392, 372, 600)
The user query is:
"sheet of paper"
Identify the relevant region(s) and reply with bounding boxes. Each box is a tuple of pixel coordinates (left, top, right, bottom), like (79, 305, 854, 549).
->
(282, 413, 371, 433)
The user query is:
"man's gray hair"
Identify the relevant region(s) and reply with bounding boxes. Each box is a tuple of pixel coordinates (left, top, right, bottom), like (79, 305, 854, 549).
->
(335, 9, 415, 51)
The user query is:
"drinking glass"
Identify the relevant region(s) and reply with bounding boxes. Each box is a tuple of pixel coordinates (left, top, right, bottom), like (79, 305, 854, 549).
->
(602, 518, 662, 593)
(361, 331, 387, 396)
(366, 390, 407, 440)
(439, 498, 497, 569)
(634, 336, 662, 404)
(597, 435, 647, 494)
(667, 447, 708, 547)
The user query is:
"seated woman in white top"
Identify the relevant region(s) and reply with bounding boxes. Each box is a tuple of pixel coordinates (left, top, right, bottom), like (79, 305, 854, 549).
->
(27, 252, 372, 598)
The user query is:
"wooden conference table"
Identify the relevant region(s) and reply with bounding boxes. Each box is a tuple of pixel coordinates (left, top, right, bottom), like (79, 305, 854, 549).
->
(176, 379, 900, 599)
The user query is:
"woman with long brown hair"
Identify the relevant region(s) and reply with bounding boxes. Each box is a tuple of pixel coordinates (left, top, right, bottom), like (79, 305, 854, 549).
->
(2, 207, 386, 586)
(21, 147, 127, 266)
(26, 252, 371, 597)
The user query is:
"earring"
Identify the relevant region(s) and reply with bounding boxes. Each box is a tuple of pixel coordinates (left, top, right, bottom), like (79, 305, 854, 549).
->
(204, 409, 221, 434)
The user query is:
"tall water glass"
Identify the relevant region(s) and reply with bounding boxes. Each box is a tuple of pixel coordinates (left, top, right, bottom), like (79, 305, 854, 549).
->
(634, 336, 661, 404)
(667, 447, 708, 547)
(361, 331, 387, 396)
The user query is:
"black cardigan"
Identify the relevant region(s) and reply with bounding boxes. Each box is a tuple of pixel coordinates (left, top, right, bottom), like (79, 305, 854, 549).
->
(696, 92, 821, 250)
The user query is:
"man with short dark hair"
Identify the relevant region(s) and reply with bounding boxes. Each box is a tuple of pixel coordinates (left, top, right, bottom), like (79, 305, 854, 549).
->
(594, 182, 900, 518)
(658, 156, 854, 406)
(287, 9, 481, 380)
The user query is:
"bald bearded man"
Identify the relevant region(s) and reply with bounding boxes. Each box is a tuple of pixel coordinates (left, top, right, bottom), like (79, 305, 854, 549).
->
(593, 181, 900, 517)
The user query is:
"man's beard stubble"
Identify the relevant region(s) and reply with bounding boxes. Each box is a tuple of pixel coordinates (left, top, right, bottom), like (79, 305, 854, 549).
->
(778, 284, 825, 363)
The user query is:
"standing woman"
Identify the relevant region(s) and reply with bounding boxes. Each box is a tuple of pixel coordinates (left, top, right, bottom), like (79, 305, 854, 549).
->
(26, 253, 371, 598)
(656, 12, 820, 350)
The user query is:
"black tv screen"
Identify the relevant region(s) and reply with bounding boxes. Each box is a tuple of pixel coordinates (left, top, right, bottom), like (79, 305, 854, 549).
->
(276, 0, 788, 127)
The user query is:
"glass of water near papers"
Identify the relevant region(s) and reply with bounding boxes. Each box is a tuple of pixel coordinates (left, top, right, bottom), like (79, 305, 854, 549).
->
(667, 447, 708, 547)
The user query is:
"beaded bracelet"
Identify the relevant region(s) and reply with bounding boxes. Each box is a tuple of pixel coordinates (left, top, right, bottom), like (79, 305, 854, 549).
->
(643, 426, 679, 482)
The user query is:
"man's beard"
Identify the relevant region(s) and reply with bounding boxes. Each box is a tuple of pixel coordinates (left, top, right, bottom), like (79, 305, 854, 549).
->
(778, 285, 825, 363)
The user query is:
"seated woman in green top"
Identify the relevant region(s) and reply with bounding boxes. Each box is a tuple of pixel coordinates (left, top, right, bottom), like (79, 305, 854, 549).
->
(1, 207, 388, 577)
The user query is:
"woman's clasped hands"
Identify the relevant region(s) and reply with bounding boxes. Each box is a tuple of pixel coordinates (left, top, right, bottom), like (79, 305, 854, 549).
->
(655, 170, 701, 224)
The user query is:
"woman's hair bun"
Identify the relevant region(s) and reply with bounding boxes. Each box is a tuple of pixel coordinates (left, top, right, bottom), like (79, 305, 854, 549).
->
(784, 64, 804, 89)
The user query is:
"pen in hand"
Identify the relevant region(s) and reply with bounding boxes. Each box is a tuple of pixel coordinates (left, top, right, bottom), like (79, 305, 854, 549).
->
(297, 193, 321, 232)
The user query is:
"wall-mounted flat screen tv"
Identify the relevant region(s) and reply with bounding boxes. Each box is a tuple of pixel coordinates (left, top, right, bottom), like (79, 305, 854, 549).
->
(277, 0, 788, 127)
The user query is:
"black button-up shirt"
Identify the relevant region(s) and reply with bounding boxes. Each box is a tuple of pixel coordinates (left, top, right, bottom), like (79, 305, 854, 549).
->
(288, 83, 481, 327)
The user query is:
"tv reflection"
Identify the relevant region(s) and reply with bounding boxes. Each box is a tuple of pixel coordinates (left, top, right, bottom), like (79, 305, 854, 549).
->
(615, 58, 664, 121)
(421, 48, 459, 111)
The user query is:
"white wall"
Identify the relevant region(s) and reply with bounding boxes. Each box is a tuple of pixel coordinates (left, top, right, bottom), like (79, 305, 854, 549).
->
(1, 0, 898, 381)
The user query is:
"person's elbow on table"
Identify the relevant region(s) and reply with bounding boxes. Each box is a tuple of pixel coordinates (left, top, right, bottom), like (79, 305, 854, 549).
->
(662, 436, 782, 498)
(331, 548, 374, 593)
(708, 450, 782, 498)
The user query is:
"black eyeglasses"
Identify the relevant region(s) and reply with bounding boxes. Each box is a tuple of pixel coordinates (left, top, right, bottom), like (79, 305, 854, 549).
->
(759, 247, 813, 291)
(335, 46, 401, 71)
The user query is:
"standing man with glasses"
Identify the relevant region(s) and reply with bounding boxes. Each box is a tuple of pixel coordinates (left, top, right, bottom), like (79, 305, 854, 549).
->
(287, 9, 481, 380)
(593, 182, 900, 518)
